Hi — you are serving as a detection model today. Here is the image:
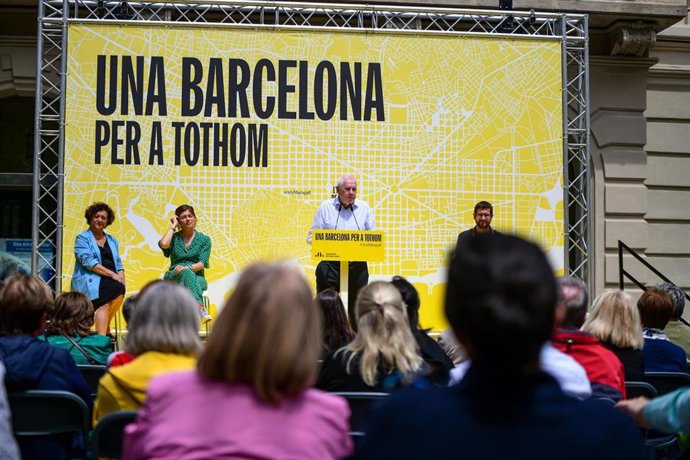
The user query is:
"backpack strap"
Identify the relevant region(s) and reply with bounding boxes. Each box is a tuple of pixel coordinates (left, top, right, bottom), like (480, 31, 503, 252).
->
(61, 332, 98, 365)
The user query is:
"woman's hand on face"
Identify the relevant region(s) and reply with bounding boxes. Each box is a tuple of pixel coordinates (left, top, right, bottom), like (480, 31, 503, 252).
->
(170, 215, 179, 229)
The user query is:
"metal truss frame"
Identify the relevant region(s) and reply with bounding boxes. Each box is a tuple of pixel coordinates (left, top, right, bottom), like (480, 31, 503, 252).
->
(34, 0, 589, 290)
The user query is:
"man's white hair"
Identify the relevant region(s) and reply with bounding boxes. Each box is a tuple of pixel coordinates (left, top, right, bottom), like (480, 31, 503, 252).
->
(336, 174, 356, 189)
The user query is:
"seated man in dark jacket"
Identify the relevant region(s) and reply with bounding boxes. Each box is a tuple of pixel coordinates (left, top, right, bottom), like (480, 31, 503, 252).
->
(0, 274, 92, 460)
(355, 234, 647, 460)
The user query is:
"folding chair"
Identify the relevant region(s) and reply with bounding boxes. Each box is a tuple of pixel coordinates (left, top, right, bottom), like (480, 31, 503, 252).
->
(77, 364, 107, 399)
(332, 392, 388, 437)
(625, 381, 658, 399)
(8, 390, 90, 459)
(644, 372, 690, 396)
(92, 410, 138, 460)
(628, 378, 684, 458)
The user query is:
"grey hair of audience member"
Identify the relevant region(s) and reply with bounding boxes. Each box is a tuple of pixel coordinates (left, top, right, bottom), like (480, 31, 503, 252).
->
(655, 282, 686, 319)
(445, 234, 557, 374)
(557, 276, 589, 329)
(336, 174, 356, 188)
(125, 280, 202, 356)
(0, 252, 31, 282)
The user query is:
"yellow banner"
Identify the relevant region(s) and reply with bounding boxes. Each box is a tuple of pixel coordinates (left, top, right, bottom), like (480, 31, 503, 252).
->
(63, 23, 563, 331)
(312, 231, 385, 262)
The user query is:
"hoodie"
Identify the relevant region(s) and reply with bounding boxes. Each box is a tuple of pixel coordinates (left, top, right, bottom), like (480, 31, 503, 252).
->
(0, 334, 92, 405)
(0, 334, 92, 460)
(93, 350, 196, 425)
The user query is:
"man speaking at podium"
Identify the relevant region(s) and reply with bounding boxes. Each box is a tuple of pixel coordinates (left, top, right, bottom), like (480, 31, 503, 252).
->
(307, 174, 375, 329)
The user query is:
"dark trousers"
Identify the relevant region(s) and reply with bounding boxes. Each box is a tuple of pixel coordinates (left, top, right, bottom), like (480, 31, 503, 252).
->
(315, 260, 369, 331)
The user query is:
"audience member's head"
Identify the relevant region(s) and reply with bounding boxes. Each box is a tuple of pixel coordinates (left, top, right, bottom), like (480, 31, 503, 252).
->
(445, 234, 557, 374)
(390, 275, 421, 332)
(198, 262, 321, 404)
(582, 290, 643, 350)
(555, 276, 588, 329)
(122, 294, 138, 325)
(315, 288, 354, 353)
(0, 274, 54, 336)
(125, 280, 202, 356)
(345, 281, 421, 387)
(0, 252, 31, 281)
(45, 291, 94, 337)
(655, 282, 685, 321)
(637, 286, 674, 330)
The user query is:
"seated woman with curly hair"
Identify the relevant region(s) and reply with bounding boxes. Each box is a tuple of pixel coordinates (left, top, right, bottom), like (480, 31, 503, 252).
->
(71, 201, 126, 335)
(41, 291, 113, 365)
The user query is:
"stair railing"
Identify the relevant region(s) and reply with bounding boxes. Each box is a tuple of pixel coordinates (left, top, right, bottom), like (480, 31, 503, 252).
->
(618, 240, 690, 327)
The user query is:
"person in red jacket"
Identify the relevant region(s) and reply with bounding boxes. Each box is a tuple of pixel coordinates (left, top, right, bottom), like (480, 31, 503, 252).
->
(551, 276, 626, 400)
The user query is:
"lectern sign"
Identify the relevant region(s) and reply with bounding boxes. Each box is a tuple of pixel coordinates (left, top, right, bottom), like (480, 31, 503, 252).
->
(311, 231, 385, 262)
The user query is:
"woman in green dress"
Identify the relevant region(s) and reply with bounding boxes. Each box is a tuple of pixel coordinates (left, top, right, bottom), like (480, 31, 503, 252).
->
(159, 204, 212, 323)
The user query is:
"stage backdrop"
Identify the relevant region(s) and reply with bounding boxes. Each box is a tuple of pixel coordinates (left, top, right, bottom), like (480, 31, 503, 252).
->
(62, 22, 563, 331)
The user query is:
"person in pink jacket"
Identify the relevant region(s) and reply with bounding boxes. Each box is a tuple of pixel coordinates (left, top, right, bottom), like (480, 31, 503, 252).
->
(123, 262, 353, 460)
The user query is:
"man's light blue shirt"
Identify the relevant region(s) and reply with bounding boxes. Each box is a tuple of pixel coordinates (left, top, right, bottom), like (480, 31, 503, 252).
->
(307, 197, 375, 243)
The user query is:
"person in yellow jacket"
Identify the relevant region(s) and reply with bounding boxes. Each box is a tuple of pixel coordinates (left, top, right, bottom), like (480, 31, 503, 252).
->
(93, 280, 202, 425)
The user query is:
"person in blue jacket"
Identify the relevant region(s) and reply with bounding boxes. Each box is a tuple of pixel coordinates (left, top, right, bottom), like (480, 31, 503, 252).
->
(71, 201, 125, 335)
(0, 274, 92, 460)
(354, 234, 648, 460)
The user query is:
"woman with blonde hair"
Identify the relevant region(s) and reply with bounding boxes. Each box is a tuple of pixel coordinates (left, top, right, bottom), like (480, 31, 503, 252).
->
(316, 281, 422, 392)
(123, 262, 352, 459)
(582, 289, 644, 381)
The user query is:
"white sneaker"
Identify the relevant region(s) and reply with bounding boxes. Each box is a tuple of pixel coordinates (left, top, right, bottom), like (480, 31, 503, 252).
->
(199, 307, 212, 324)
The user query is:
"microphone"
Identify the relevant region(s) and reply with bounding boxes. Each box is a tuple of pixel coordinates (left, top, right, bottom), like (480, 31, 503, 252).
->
(336, 200, 359, 230)
(351, 205, 361, 230)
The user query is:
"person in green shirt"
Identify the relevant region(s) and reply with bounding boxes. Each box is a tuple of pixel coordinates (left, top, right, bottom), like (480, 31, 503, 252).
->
(41, 291, 113, 365)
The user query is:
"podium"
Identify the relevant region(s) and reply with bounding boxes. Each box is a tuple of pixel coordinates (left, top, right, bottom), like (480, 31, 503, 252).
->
(311, 230, 385, 310)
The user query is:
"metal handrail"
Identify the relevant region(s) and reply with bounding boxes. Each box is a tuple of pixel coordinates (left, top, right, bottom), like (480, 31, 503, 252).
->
(618, 240, 690, 326)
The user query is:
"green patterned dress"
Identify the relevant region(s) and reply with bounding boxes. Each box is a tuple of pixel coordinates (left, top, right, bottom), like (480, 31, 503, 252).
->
(160, 231, 211, 304)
